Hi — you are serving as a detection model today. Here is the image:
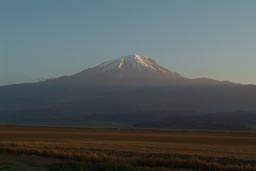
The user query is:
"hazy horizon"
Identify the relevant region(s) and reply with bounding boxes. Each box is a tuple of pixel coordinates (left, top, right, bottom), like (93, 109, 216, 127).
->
(1, 0, 256, 85)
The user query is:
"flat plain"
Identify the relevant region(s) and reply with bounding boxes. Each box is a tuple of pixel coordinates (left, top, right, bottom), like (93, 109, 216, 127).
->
(0, 126, 255, 171)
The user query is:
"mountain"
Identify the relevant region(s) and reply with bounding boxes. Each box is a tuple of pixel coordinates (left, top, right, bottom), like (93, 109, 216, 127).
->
(0, 54, 256, 131)
(46, 54, 232, 86)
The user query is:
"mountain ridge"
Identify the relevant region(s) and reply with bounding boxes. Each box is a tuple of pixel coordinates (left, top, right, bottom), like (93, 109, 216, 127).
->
(46, 54, 234, 86)
(1, 54, 255, 131)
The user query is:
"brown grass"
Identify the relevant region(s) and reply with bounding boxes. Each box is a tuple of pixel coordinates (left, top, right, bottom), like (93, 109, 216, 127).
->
(0, 126, 255, 171)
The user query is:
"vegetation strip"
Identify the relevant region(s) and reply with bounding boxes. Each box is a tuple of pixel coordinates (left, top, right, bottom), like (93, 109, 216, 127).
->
(0, 146, 255, 171)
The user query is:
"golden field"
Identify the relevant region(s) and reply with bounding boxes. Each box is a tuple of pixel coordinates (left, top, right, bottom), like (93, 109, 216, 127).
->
(0, 126, 255, 171)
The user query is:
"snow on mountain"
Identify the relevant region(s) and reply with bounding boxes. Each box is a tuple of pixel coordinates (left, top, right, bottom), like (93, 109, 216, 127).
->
(47, 54, 233, 86)
(94, 54, 172, 73)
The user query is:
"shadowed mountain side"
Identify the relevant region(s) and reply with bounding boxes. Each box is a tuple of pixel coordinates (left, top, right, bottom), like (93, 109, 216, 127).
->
(0, 54, 255, 130)
(45, 54, 233, 86)
(1, 84, 256, 129)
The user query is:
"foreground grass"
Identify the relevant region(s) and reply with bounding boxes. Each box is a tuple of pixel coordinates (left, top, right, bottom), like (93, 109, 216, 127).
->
(0, 153, 193, 171)
(48, 160, 195, 171)
(0, 126, 255, 171)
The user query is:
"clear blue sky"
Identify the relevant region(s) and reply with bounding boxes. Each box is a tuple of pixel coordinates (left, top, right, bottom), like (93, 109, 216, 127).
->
(1, 0, 256, 85)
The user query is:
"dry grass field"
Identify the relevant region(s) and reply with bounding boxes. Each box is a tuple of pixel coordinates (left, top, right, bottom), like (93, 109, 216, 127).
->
(0, 126, 255, 171)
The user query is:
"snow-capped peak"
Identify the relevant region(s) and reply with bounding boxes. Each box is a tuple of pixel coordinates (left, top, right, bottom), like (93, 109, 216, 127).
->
(51, 54, 234, 86)
(95, 54, 170, 73)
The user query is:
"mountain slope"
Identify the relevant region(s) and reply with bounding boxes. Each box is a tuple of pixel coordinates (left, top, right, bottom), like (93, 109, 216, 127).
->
(46, 54, 232, 86)
(1, 54, 255, 130)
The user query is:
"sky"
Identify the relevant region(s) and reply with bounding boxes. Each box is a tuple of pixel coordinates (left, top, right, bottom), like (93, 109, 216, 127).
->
(1, 0, 256, 85)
